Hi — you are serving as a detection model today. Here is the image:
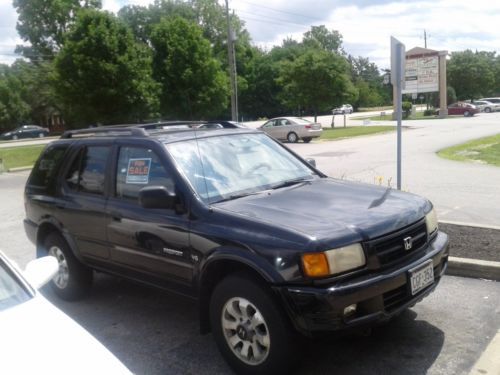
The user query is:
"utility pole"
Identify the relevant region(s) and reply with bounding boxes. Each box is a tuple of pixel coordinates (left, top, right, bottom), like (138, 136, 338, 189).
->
(424, 29, 427, 48)
(225, 0, 238, 121)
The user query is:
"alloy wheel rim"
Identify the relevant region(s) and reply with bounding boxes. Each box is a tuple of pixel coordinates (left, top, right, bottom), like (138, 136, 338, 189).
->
(221, 297, 271, 366)
(48, 246, 69, 289)
(289, 133, 297, 142)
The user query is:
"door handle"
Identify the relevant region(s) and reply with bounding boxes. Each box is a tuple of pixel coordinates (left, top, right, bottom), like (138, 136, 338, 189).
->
(109, 211, 122, 221)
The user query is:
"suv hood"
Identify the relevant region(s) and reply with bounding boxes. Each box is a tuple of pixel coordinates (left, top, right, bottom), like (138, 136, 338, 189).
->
(215, 178, 429, 246)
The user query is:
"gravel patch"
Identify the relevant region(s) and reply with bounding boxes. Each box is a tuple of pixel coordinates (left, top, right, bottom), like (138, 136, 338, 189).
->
(440, 223, 500, 262)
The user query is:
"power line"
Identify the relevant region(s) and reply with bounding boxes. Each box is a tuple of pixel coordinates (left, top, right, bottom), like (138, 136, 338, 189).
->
(237, 0, 324, 22)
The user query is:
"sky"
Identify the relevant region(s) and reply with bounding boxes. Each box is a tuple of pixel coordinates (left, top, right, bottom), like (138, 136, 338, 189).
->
(1, 0, 500, 69)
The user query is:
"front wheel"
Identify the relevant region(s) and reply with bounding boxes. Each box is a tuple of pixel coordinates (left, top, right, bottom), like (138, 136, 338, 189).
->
(485, 107, 491, 113)
(210, 275, 297, 375)
(44, 232, 93, 300)
(12, 135, 18, 140)
(463, 110, 470, 117)
(38, 132, 45, 138)
(287, 132, 298, 143)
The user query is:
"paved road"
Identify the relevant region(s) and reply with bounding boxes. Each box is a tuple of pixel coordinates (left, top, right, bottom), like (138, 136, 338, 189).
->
(1, 171, 500, 375)
(287, 112, 500, 226)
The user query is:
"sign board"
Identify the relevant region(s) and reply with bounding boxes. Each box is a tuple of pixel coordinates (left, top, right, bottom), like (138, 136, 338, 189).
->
(126, 158, 152, 184)
(402, 54, 439, 94)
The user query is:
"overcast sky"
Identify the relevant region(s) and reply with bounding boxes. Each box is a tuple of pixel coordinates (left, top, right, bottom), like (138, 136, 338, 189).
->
(1, 0, 500, 69)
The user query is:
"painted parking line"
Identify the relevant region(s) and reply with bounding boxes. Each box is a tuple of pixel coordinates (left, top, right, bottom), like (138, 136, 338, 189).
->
(469, 329, 500, 375)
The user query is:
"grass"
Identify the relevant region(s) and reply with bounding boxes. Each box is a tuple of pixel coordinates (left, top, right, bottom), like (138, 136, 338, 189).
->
(319, 126, 395, 141)
(0, 145, 45, 170)
(438, 134, 500, 167)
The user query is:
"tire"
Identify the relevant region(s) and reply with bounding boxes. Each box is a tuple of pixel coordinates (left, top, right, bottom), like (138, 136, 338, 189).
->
(463, 110, 470, 117)
(287, 132, 298, 143)
(44, 232, 93, 300)
(12, 135, 18, 140)
(485, 107, 491, 113)
(303, 137, 312, 143)
(38, 132, 45, 138)
(210, 275, 298, 375)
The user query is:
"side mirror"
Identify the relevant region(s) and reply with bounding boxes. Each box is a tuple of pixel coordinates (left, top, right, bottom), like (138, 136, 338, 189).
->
(139, 185, 176, 209)
(306, 158, 316, 168)
(24, 256, 59, 289)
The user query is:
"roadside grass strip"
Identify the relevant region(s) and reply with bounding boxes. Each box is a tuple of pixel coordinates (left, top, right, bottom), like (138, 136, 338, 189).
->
(0, 145, 45, 170)
(437, 134, 500, 167)
(320, 126, 395, 141)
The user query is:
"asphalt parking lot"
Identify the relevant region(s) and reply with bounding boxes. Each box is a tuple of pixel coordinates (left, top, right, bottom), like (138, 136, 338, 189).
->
(1, 171, 500, 374)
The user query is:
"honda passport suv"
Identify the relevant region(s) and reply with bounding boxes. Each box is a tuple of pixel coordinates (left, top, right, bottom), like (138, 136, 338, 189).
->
(24, 125, 449, 374)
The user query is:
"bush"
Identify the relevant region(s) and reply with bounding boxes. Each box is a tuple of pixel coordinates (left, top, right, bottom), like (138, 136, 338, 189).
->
(402, 101, 412, 118)
(423, 109, 434, 116)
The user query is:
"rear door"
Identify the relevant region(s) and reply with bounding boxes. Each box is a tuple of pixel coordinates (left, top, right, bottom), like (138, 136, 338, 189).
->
(105, 142, 193, 291)
(55, 142, 112, 261)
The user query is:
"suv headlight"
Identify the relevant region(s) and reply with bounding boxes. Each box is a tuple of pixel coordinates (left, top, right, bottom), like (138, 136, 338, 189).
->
(425, 208, 438, 235)
(302, 243, 366, 278)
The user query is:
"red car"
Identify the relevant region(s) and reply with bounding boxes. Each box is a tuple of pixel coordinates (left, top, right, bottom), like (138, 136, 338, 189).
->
(438, 102, 479, 117)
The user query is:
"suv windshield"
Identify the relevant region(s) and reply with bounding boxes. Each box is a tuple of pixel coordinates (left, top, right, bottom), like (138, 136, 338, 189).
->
(166, 133, 316, 203)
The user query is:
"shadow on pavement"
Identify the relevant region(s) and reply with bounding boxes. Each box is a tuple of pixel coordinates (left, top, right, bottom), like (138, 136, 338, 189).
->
(43, 273, 444, 375)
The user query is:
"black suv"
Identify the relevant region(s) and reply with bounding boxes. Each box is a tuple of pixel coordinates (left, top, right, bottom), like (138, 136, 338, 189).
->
(24, 126, 449, 374)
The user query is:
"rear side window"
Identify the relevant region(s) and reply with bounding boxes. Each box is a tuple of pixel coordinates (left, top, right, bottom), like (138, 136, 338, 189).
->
(28, 145, 68, 192)
(65, 146, 110, 195)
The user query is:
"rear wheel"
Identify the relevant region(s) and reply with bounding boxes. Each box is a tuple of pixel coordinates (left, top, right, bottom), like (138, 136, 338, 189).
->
(210, 275, 297, 375)
(303, 137, 312, 143)
(44, 232, 92, 300)
(287, 132, 298, 143)
(485, 107, 491, 113)
(12, 135, 18, 140)
(464, 110, 470, 117)
(38, 132, 45, 138)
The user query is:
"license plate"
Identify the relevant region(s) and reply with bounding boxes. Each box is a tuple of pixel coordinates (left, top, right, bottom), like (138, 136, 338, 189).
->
(409, 260, 434, 295)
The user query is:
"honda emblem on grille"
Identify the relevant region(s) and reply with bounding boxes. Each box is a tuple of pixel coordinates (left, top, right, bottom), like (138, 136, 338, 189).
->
(403, 236, 413, 251)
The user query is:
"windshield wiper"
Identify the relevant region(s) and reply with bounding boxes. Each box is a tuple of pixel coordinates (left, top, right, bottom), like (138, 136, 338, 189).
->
(213, 191, 264, 204)
(270, 177, 313, 190)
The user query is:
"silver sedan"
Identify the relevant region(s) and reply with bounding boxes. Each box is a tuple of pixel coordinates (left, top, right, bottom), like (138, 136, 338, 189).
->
(258, 117, 322, 143)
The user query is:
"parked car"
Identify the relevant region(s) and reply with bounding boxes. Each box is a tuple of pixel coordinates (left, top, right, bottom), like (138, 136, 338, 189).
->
(203, 120, 247, 128)
(473, 100, 500, 113)
(0, 125, 49, 140)
(0, 250, 131, 374)
(437, 102, 479, 117)
(332, 104, 353, 114)
(259, 117, 322, 143)
(24, 125, 448, 374)
(479, 97, 500, 104)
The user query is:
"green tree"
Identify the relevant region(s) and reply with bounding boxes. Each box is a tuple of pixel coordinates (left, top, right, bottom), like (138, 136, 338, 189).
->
(0, 65, 31, 131)
(447, 50, 496, 101)
(303, 25, 343, 54)
(150, 17, 228, 119)
(13, 0, 102, 58)
(277, 49, 357, 121)
(55, 9, 159, 126)
(8, 60, 61, 127)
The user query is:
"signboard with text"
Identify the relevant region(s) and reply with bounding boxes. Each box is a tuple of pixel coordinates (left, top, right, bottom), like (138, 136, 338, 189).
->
(402, 54, 439, 94)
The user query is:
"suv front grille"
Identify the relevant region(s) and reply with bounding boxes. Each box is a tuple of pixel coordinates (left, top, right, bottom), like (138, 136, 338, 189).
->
(366, 220, 428, 267)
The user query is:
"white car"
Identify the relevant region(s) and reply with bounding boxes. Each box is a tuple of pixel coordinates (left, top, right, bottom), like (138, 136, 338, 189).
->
(473, 100, 500, 113)
(332, 104, 353, 114)
(0, 251, 132, 375)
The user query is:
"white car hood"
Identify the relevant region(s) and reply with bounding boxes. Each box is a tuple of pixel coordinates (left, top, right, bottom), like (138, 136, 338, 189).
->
(0, 293, 132, 375)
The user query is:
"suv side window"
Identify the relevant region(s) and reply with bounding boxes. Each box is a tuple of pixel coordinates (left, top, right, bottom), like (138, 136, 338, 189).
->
(65, 146, 110, 195)
(28, 145, 68, 192)
(116, 146, 173, 202)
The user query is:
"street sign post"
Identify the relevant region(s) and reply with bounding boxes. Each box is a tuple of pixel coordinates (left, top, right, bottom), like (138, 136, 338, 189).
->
(391, 36, 405, 191)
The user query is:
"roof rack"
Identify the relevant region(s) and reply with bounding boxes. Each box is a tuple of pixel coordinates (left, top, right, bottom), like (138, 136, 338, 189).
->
(61, 126, 148, 139)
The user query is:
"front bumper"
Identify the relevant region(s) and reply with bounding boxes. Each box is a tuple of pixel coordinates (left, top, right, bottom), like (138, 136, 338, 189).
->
(277, 231, 449, 336)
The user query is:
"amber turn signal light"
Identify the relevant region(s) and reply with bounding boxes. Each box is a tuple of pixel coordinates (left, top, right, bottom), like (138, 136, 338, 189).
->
(302, 253, 329, 277)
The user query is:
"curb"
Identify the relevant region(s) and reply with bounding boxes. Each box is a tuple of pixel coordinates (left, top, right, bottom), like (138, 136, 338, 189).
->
(439, 220, 500, 231)
(446, 256, 500, 281)
(7, 166, 33, 172)
(469, 329, 500, 375)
